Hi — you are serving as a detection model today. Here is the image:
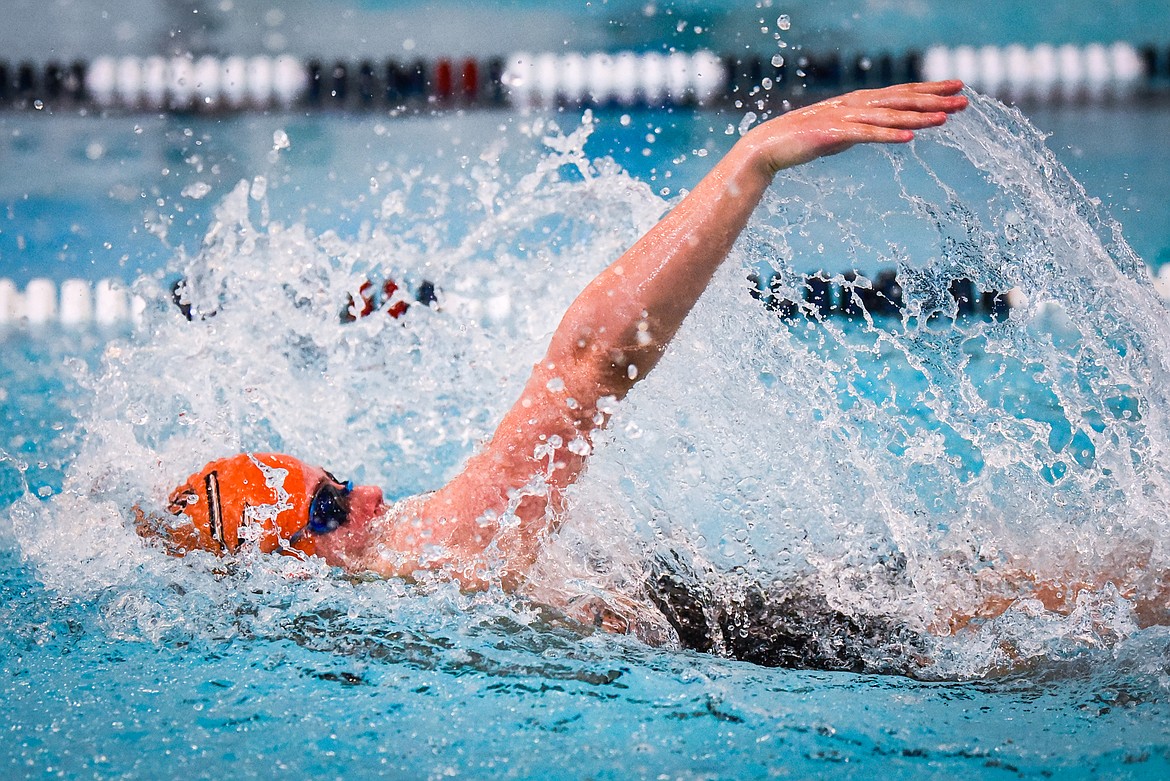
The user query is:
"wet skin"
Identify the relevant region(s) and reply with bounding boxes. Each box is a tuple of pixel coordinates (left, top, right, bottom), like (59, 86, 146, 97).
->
(296, 463, 389, 566)
(263, 82, 975, 589)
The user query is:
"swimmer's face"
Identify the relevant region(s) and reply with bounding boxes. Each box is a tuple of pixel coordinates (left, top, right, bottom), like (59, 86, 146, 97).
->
(155, 452, 385, 559)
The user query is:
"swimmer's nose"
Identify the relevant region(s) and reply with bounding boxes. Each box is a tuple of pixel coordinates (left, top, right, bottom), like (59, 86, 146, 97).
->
(349, 484, 385, 525)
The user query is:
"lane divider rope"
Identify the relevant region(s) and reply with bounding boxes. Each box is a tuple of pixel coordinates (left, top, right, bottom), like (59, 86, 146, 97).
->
(0, 43, 1165, 113)
(0, 277, 145, 326)
(9, 268, 1170, 331)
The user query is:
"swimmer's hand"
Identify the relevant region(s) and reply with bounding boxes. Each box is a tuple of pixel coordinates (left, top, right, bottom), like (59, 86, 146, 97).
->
(742, 80, 968, 176)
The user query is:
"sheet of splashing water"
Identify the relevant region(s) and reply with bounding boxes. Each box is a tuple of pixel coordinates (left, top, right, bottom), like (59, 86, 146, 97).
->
(10, 92, 1170, 680)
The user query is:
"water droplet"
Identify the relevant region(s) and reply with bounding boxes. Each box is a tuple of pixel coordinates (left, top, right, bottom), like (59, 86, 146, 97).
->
(777, 14, 791, 30)
(738, 112, 758, 135)
(181, 181, 212, 200)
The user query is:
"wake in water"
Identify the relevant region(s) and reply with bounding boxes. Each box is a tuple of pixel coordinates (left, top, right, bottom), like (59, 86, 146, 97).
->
(9, 91, 1170, 680)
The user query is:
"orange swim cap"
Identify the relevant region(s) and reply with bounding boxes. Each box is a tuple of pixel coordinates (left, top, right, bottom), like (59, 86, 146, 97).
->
(160, 452, 320, 557)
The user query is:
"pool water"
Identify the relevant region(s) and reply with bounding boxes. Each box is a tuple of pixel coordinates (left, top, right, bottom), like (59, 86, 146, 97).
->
(5, 25, 1170, 774)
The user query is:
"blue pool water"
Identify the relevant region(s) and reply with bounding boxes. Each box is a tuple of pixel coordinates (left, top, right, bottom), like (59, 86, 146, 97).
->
(4, 92, 1170, 779)
(5, 4, 1170, 780)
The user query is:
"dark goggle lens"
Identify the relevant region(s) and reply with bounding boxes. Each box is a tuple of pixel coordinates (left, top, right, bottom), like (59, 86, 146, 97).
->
(307, 480, 353, 535)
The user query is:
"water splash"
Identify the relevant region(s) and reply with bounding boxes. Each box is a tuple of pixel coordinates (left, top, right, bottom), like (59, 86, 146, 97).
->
(533, 93, 1170, 677)
(10, 94, 1170, 679)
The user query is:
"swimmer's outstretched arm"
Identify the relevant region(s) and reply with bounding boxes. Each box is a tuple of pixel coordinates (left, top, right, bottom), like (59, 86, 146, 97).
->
(549, 80, 967, 393)
(368, 82, 968, 588)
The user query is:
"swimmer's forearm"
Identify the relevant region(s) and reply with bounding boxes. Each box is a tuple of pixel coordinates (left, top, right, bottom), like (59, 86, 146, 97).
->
(547, 140, 774, 396)
(551, 81, 968, 402)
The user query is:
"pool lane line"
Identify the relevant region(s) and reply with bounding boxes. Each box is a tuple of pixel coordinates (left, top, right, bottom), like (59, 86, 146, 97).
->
(0, 43, 1166, 114)
(11, 267, 1170, 329)
(0, 277, 145, 327)
(0, 271, 1020, 330)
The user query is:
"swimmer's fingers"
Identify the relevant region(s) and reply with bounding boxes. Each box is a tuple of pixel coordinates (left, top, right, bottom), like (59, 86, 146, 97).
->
(809, 124, 914, 158)
(913, 79, 966, 95)
(803, 82, 967, 118)
(840, 107, 951, 130)
(858, 79, 966, 99)
(805, 109, 949, 150)
(897, 79, 965, 95)
(833, 80, 967, 112)
(862, 93, 969, 113)
(837, 122, 919, 144)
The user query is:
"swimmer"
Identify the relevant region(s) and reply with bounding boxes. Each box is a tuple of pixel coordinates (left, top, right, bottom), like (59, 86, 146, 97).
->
(144, 80, 1148, 670)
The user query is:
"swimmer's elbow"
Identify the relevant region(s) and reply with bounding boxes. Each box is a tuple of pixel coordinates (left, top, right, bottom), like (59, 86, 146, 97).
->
(552, 323, 664, 400)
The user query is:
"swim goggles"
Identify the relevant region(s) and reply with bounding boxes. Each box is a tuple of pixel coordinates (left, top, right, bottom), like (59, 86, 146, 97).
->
(290, 474, 354, 545)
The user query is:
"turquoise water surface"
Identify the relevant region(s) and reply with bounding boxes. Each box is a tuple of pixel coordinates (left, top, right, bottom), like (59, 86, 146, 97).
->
(2, 94, 1170, 778)
(4, 3, 1170, 779)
